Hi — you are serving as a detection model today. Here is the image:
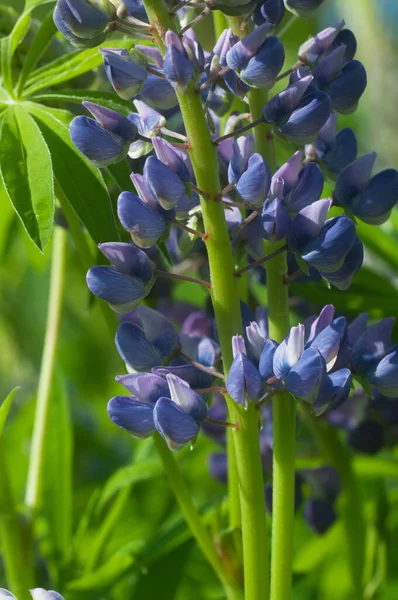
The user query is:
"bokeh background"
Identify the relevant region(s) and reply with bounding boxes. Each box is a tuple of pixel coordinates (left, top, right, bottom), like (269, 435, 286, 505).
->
(0, 1, 397, 598)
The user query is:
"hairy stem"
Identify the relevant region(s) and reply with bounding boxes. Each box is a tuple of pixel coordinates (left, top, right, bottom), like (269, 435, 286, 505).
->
(249, 87, 295, 600)
(25, 226, 68, 512)
(141, 2, 270, 597)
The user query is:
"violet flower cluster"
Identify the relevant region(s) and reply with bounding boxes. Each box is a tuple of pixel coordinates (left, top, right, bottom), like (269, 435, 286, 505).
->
(55, 0, 398, 521)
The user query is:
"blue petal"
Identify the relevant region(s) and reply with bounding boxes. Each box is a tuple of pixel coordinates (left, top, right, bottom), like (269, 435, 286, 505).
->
(152, 136, 191, 182)
(305, 304, 335, 343)
(352, 169, 398, 224)
(312, 368, 351, 416)
(328, 60, 367, 114)
(154, 397, 201, 450)
(239, 36, 285, 89)
(309, 316, 347, 366)
(280, 91, 332, 145)
(236, 153, 271, 206)
(320, 236, 363, 290)
(287, 198, 331, 250)
(226, 353, 262, 405)
(285, 347, 326, 403)
(115, 322, 161, 371)
(262, 198, 290, 242)
(226, 23, 271, 71)
(98, 242, 154, 282)
(273, 324, 305, 379)
(115, 373, 169, 403)
(228, 136, 254, 184)
(285, 162, 324, 213)
(259, 338, 278, 380)
(53, 6, 107, 47)
(100, 48, 147, 100)
(117, 191, 167, 248)
(323, 127, 357, 176)
(136, 305, 180, 358)
(83, 102, 137, 140)
(144, 155, 188, 210)
(333, 153, 376, 208)
(166, 373, 208, 421)
(70, 116, 128, 167)
(153, 364, 213, 390)
(56, 0, 110, 38)
(86, 266, 148, 312)
(351, 317, 394, 375)
(163, 44, 194, 92)
(300, 216, 356, 271)
(368, 346, 398, 397)
(137, 74, 178, 110)
(108, 395, 155, 438)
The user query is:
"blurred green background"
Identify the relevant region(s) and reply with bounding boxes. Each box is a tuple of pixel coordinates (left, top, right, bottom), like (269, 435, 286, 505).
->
(0, 1, 397, 598)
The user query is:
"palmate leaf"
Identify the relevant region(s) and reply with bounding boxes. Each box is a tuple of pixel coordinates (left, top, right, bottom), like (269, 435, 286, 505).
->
(30, 89, 134, 116)
(0, 387, 20, 439)
(26, 102, 120, 243)
(0, 105, 54, 251)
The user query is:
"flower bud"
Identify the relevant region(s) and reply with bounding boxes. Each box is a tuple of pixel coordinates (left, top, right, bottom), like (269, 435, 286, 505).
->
(100, 48, 148, 100)
(163, 30, 194, 93)
(54, 0, 115, 46)
(118, 191, 169, 248)
(227, 335, 262, 407)
(284, 0, 325, 18)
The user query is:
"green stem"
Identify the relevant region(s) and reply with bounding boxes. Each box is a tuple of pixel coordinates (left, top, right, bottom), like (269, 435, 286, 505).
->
(0, 441, 34, 598)
(25, 226, 68, 512)
(141, 3, 269, 598)
(249, 87, 295, 600)
(298, 404, 365, 600)
(154, 435, 241, 599)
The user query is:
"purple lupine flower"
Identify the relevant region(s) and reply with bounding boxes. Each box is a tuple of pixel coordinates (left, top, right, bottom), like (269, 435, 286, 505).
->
(118, 190, 170, 248)
(226, 23, 284, 89)
(163, 31, 194, 93)
(298, 21, 345, 65)
(152, 137, 192, 182)
(262, 76, 332, 144)
(100, 48, 148, 100)
(144, 155, 189, 210)
(351, 318, 394, 376)
(235, 154, 272, 206)
(368, 347, 398, 398)
(305, 114, 357, 177)
(153, 374, 208, 450)
(211, 28, 251, 97)
(304, 498, 336, 535)
(70, 102, 138, 167)
(137, 73, 178, 109)
(284, 0, 325, 17)
(334, 153, 398, 225)
(254, 0, 285, 27)
(53, 0, 115, 46)
(183, 29, 205, 74)
(86, 242, 155, 313)
(226, 335, 262, 406)
(116, 306, 180, 371)
(123, 0, 148, 21)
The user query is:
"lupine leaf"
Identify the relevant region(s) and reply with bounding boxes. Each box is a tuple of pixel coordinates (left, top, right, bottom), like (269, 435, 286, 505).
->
(24, 39, 132, 95)
(17, 9, 57, 95)
(26, 103, 120, 243)
(9, 10, 31, 55)
(24, 0, 56, 9)
(30, 90, 134, 115)
(42, 373, 73, 565)
(0, 105, 54, 251)
(0, 388, 20, 439)
(0, 37, 13, 95)
(97, 459, 163, 511)
(66, 553, 135, 591)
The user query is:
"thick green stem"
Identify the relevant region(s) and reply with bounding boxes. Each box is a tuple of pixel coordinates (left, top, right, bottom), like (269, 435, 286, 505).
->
(299, 404, 365, 600)
(25, 226, 68, 512)
(249, 87, 295, 600)
(0, 441, 33, 598)
(154, 436, 241, 599)
(141, 3, 269, 598)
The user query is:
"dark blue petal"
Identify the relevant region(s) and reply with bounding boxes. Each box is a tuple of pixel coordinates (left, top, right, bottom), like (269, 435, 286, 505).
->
(330, 28, 357, 62)
(56, 0, 112, 38)
(322, 127, 358, 176)
(144, 155, 188, 210)
(154, 397, 200, 450)
(226, 23, 271, 71)
(163, 41, 194, 92)
(280, 91, 332, 145)
(262, 198, 290, 242)
(153, 364, 213, 389)
(137, 74, 178, 110)
(53, 6, 107, 46)
(115, 322, 161, 371)
(368, 346, 398, 397)
(83, 101, 137, 140)
(287, 198, 331, 251)
(284, 0, 325, 17)
(107, 395, 155, 438)
(333, 153, 376, 208)
(312, 368, 351, 416)
(228, 136, 254, 184)
(328, 60, 367, 114)
(152, 136, 191, 182)
(309, 316, 347, 366)
(285, 162, 324, 213)
(239, 36, 285, 89)
(100, 48, 147, 100)
(320, 237, 363, 290)
(273, 324, 305, 379)
(254, 0, 285, 27)
(300, 216, 356, 271)
(285, 347, 326, 403)
(136, 305, 180, 358)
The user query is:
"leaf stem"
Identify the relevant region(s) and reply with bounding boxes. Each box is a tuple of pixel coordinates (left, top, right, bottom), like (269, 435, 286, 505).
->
(235, 244, 287, 276)
(25, 226, 68, 513)
(156, 269, 211, 288)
